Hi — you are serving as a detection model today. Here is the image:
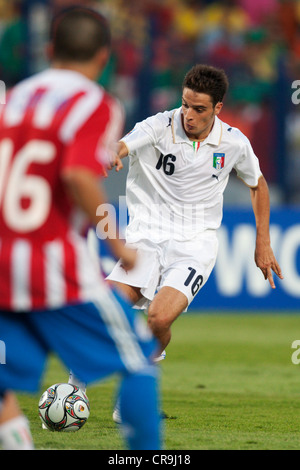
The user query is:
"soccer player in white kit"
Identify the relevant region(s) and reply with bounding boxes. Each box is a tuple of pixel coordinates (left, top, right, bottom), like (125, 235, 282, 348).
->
(108, 64, 283, 359)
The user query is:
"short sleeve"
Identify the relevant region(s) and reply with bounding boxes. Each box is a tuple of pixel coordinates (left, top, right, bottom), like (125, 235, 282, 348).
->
(233, 134, 262, 188)
(121, 113, 164, 156)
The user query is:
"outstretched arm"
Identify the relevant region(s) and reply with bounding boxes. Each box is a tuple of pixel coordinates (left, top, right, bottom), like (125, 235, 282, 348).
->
(250, 175, 283, 288)
(108, 141, 129, 172)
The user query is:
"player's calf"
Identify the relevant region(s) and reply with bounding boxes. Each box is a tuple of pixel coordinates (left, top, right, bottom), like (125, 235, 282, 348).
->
(0, 392, 34, 450)
(117, 366, 162, 450)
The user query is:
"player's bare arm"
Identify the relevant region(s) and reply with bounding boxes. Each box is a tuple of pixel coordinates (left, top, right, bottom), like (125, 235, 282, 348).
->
(62, 167, 136, 270)
(250, 175, 283, 288)
(108, 141, 129, 172)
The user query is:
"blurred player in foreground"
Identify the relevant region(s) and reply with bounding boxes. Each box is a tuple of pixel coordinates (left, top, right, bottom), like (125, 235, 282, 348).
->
(0, 7, 161, 450)
(108, 64, 283, 367)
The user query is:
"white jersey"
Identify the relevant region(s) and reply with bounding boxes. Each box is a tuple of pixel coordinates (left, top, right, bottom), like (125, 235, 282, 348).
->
(121, 108, 262, 242)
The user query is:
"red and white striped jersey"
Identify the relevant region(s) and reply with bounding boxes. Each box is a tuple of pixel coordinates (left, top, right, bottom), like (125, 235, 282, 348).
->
(0, 68, 124, 311)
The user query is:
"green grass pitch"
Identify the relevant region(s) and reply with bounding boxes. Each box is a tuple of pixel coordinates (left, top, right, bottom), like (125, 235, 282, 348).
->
(17, 312, 300, 450)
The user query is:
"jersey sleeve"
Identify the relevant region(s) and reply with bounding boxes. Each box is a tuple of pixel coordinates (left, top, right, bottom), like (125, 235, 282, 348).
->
(233, 131, 262, 188)
(62, 94, 124, 177)
(121, 113, 163, 156)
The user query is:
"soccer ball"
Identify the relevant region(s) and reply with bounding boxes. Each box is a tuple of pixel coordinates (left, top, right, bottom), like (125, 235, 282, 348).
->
(38, 383, 90, 432)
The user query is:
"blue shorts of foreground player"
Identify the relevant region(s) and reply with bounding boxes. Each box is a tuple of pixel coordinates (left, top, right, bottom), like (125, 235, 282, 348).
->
(0, 288, 162, 450)
(0, 288, 158, 392)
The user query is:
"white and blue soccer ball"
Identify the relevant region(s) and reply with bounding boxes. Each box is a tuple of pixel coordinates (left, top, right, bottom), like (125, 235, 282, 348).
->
(38, 383, 90, 432)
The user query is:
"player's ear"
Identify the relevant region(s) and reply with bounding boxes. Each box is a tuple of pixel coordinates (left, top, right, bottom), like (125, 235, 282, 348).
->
(46, 43, 54, 62)
(215, 102, 223, 116)
(95, 46, 110, 73)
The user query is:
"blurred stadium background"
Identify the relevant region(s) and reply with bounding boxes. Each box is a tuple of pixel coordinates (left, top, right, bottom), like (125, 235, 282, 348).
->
(1, 0, 299, 312)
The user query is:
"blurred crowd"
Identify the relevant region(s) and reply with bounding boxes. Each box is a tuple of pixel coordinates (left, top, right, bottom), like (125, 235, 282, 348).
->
(0, 0, 299, 203)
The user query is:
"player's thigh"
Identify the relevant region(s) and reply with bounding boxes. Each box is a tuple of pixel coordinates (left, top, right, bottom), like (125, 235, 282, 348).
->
(148, 286, 188, 329)
(112, 281, 143, 305)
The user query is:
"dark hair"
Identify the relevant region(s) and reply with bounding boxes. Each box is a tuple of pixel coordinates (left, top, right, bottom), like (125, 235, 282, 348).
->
(51, 7, 111, 62)
(182, 64, 229, 107)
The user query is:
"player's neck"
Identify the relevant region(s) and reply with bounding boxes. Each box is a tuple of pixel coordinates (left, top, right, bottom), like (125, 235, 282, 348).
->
(51, 61, 99, 81)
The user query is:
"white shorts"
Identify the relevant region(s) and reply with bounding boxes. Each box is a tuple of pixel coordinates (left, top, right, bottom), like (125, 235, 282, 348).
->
(106, 232, 218, 310)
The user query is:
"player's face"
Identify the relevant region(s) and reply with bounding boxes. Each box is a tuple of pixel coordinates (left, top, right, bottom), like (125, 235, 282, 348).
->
(181, 88, 223, 140)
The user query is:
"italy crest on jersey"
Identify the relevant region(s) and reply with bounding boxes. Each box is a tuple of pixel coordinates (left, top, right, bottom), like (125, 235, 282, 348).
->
(213, 153, 225, 170)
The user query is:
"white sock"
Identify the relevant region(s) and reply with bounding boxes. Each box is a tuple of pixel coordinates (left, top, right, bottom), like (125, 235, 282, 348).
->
(0, 415, 34, 450)
(68, 371, 87, 393)
(154, 350, 166, 362)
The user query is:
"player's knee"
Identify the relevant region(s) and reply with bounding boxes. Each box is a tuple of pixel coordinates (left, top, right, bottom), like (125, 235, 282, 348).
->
(147, 305, 170, 335)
